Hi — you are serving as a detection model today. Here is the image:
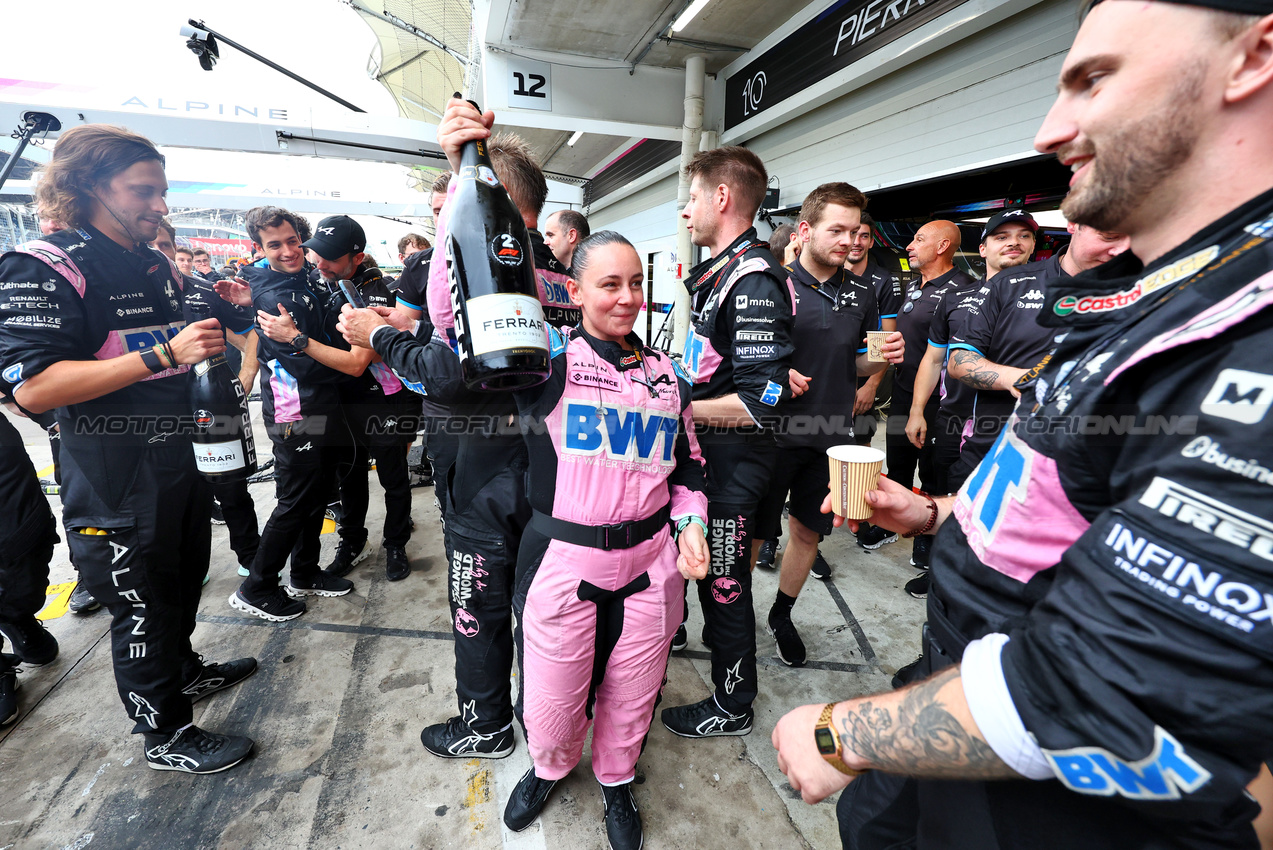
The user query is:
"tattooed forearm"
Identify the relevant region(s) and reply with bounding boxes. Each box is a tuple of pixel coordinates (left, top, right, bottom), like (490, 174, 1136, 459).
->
(949, 349, 1003, 391)
(837, 666, 1013, 779)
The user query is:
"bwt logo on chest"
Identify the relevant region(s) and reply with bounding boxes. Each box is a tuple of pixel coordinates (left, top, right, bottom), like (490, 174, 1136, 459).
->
(563, 403, 678, 462)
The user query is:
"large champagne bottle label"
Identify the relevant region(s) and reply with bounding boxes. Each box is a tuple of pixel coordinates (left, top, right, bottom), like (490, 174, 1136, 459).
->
(464, 292, 546, 355)
(189, 325, 258, 481)
(446, 121, 551, 391)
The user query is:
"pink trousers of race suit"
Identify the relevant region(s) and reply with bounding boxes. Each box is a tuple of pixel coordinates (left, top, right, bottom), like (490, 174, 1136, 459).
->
(521, 532, 682, 785)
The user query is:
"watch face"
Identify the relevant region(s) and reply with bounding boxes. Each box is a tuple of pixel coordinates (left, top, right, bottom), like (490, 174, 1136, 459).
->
(815, 726, 838, 756)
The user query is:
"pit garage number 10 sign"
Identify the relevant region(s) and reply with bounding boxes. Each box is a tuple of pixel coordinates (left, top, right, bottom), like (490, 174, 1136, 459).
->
(506, 57, 553, 112)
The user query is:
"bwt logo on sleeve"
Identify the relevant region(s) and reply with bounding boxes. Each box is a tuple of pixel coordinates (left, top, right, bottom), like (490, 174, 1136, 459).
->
(563, 402, 679, 462)
(1044, 726, 1211, 800)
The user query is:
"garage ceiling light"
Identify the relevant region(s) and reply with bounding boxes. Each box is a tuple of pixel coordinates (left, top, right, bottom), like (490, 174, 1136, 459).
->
(671, 0, 713, 33)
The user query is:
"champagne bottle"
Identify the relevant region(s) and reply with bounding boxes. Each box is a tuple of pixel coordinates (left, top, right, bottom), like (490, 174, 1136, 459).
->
(446, 102, 550, 391)
(188, 303, 257, 481)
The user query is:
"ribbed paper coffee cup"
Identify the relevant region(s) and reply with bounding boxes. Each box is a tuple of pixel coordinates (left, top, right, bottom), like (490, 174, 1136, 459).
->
(827, 445, 885, 520)
(866, 331, 888, 362)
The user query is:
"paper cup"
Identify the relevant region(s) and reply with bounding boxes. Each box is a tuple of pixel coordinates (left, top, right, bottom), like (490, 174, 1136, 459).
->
(866, 331, 888, 362)
(827, 445, 885, 520)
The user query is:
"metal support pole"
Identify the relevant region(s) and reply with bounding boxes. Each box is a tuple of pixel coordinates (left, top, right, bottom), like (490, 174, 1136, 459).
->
(670, 55, 705, 356)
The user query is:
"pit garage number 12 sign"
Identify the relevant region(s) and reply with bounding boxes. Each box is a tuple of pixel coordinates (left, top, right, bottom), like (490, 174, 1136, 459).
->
(506, 57, 553, 112)
(725, 0, 968, 129)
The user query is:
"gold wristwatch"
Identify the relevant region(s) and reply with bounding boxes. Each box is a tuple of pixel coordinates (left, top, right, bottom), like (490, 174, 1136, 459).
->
(814, 703, 865, 776)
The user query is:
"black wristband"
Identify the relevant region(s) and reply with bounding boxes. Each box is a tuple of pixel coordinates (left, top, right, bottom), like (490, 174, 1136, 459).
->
(139, 347, 165, 373)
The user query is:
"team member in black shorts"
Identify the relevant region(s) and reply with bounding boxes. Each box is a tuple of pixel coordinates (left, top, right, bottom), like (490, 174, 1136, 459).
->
(863, 221, 970, 560)
(754, 184, 901, 667)
(660, 146, 798, 739)
(0, 125, 256, 773)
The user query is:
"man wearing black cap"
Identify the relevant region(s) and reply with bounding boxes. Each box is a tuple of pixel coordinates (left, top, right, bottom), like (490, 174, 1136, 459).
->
(285, 215, 416, 582)
(947, 220, 1129, 478)
(902, 211, 1035, 598)
(227, 206, 356, 622)
(774, 3, 1273, 848)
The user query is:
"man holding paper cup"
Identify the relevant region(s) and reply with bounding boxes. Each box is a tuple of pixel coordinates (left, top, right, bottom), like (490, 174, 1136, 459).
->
(772, 1, 1273, 847)
(752, 183, 903, 668)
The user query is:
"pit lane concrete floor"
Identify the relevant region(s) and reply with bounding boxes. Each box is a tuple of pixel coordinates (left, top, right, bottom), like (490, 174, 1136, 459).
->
(0, 408, 927, 850)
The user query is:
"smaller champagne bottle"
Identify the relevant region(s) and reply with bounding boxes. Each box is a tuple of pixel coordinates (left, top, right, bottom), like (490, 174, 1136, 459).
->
(188, 303, 257, 481)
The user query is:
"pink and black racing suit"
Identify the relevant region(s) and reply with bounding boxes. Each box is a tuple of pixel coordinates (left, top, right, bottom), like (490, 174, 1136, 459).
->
(513, 324, 707, 784)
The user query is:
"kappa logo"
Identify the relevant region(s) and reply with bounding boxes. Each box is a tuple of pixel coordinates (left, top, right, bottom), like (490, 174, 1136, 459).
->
(1200, 369, 1273, 424)
(1022, 290, 1044, 301)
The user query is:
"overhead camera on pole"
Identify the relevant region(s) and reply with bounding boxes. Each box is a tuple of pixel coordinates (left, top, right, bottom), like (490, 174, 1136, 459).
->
(180, 22, 220, 71)
(0, 111, 61, 194)
(177, 18, 366, 112)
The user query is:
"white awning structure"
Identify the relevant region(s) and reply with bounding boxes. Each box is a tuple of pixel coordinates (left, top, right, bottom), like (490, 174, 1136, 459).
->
(346, 0, 473, 123)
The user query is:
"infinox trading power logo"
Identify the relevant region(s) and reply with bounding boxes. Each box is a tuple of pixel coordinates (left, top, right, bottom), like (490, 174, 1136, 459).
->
(1053, 245, 1219, 316)
(490, 234, 524, 267)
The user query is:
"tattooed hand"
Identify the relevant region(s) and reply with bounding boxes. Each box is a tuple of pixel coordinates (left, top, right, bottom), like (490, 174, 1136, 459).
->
(773, 666, 1013, 805)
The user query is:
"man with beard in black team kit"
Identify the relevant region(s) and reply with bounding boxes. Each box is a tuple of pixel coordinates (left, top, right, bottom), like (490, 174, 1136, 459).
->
(0, 125, 257, 773)
(947, 220, 1129, 479)
(661, 146, 799, 738)
(773, 3, 1273, 849)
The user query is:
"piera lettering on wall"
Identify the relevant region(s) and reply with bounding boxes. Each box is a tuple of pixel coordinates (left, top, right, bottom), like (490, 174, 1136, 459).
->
(724, 0, 970, 129)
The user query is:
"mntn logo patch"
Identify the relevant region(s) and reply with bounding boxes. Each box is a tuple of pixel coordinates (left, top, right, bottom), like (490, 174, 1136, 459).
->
(1045, 726, 1211, 800)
